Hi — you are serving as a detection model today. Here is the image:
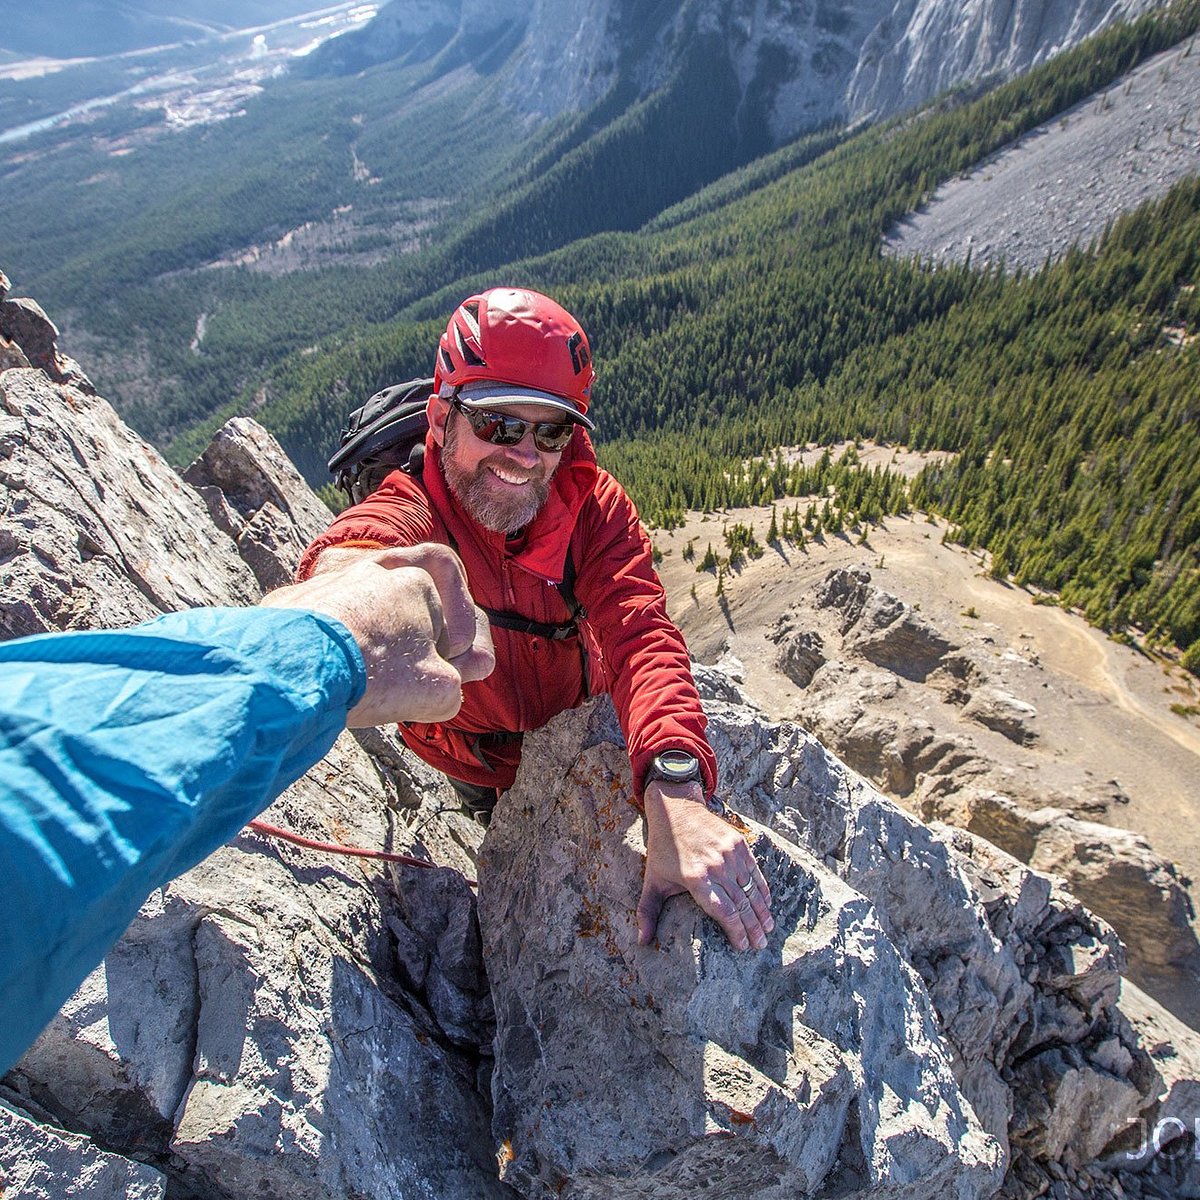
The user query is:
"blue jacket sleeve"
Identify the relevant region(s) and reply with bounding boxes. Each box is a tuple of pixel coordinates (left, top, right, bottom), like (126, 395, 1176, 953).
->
(0, 605, 366, 1075)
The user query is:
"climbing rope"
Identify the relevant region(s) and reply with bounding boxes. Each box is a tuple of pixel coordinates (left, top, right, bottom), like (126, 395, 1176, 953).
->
(246, 819, 478, 887)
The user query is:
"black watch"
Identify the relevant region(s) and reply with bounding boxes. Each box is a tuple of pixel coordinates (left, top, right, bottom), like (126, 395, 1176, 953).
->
(646, 750, 704, 787)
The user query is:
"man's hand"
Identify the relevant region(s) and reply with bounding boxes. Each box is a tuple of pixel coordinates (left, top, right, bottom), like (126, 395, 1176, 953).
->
(259, 544, 494, 727)
(637, 782, 774, 952)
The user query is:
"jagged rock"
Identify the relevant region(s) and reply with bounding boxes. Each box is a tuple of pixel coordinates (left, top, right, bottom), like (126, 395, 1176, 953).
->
(962, 685, 1039, 745)
(0, 1102, 166, 1199)
(0, 368, 258, 637)
(182, 416, 334, 591)
(1, 357, 509, 1197)
(479, 698, 1004, 1199)
(769, 608, 826, 687)
(920, 790, 1200, 989)
(815, 566, 957, 679)
(0, 294, 93, 390)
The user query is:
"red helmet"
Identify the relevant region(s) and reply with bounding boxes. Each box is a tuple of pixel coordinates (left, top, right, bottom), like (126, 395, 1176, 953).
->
(433, 287, 595, 417)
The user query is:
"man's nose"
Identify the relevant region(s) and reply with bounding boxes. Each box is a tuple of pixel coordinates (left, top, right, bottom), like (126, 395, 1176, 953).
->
(505, 432, 542, 467)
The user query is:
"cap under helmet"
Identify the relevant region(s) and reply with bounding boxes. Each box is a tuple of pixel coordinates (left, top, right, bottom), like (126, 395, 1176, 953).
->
(433, 287, 595, 414)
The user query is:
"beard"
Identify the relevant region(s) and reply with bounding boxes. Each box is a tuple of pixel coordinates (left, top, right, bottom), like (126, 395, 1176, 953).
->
(442, 415, 555, 534)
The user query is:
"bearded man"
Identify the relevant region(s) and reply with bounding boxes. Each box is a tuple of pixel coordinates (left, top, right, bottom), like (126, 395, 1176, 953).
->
(299, 287, 773, 951)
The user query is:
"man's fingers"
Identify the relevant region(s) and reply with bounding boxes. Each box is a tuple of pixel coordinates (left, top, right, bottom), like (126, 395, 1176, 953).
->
(448, 605, 495, 683)
(371, 545, 479, 660)
(636, 879, 676, 946)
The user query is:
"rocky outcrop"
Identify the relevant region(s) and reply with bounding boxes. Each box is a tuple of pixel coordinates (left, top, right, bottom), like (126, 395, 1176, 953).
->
(302, 0, 1170, 145)
(3, 299, 1199, 1198)
(771, 565, 1200, 1010)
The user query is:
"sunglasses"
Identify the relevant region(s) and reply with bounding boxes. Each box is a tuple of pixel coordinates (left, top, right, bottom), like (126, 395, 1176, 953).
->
(452, 398, 577, 453)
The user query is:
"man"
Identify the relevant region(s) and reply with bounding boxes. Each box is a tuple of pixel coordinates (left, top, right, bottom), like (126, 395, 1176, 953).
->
(0, 545, 494, 1073)
(300, 287, 774, 952)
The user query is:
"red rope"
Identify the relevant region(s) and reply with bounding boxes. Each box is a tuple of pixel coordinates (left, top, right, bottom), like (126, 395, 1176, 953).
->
(246, 819, 478, 887)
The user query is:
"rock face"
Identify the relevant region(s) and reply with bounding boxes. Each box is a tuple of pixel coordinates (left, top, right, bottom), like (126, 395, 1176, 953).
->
(301, 0, 1167, 144)
(773, 566, 1200, 1009)
(3, 290, 1200, 1199)
(846, 0, 1164, 124)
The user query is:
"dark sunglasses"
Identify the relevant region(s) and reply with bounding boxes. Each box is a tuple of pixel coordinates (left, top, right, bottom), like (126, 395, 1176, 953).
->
(452, 397, 577, 453)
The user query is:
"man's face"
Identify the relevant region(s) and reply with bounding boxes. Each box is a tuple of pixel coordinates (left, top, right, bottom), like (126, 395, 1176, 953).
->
(440, 402, 567, 533)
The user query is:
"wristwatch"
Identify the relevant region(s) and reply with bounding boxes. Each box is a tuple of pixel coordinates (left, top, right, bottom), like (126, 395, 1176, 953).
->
(646, 750, 704, 787)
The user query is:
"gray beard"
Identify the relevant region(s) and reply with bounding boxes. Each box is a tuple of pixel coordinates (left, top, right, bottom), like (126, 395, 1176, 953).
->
(443, 417, 553, 534)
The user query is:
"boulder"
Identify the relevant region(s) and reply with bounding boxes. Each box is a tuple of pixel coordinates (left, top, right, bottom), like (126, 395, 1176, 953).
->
(769, 608, 827, 687)
(478, 697, 1003, 1199)
(962, 686, 1039, 745)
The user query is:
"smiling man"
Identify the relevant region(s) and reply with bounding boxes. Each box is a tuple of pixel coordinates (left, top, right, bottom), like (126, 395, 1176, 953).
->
(298, 287, 773, 952)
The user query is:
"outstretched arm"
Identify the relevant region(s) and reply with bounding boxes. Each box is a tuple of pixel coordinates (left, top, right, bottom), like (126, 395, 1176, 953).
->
(0, 544, 492, 1072)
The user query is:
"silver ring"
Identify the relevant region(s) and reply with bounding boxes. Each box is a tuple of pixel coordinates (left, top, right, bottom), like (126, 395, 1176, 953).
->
(740, 879, 755, 896)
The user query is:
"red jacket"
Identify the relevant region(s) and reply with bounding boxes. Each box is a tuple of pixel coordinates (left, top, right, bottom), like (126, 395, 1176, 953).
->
(297, 430, 717, 800)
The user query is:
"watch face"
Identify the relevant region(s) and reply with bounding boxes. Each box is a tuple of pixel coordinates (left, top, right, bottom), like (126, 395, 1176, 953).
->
(652, 751, 701, 784)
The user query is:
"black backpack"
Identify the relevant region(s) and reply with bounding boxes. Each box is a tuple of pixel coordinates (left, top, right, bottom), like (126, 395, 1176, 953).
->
(328, 377, 435, 506)
(327, 377, 585, 644)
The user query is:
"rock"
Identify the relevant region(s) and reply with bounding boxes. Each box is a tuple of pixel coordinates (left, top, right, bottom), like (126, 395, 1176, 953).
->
(478, 699, 1003, 1199)
(962, 686, 1040, 745)
(303, 0, 1158, 149)
(919, 790, 1200, 993)
(182, 416, 334, 591)
(769, 608, 826, 687)
(815, 567, 956, 680)
(0, 295, 93, 390)
(0, 368, 258, 637)
(0, 1102, 166, 1199)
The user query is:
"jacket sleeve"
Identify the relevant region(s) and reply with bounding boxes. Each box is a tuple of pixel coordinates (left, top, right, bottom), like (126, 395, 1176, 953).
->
(574, 471, 717, 802)
(0, 606, 365, 1074)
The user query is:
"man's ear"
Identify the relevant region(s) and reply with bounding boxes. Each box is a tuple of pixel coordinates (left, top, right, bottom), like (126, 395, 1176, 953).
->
(428, 393, 451, 447)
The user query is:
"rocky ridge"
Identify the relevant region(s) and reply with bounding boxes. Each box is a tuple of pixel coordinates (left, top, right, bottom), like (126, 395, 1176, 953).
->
(304, 0, 1166, 147)
(2, 276, 1200, 1197)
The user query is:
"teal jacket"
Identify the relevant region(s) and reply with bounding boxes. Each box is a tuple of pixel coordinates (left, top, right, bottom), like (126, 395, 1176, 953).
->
(0, 606, 365, 1074)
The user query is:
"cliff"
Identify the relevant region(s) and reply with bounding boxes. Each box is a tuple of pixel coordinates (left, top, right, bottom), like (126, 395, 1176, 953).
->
(1, 275, 1198, 1198)
(302, 0, 1167, 145)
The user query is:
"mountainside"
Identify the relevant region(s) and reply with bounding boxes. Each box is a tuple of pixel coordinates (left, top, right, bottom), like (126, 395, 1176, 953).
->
(305, 0, 1165, 142)
(3, 279, 1199, 1199)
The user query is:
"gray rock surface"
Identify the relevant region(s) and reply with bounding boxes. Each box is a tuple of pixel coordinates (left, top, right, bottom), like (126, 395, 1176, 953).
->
(479, 699, 1002, 1199)
(885, 33, 1200, 272)
(0, 1102, 167, 1199)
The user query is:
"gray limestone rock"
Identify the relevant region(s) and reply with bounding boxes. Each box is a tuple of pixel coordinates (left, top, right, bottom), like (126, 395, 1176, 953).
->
(0, 1102, 166, 1199)
(0, 368, 257, 637)
(478, 699, 1003, 1199)
(182, 416, 334, 592)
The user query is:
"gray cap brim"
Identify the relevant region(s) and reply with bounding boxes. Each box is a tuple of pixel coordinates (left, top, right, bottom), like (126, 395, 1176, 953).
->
(453, 382, 595, 431)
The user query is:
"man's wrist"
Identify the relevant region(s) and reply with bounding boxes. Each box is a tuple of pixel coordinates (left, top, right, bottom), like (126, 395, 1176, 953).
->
(645, 749, 704, 788)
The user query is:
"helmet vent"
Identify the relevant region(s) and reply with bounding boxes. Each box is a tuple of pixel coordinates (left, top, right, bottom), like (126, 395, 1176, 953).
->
(454, 323, 486, 367)
(459, 300, 481, 339)
(439, 347, 455, 374)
